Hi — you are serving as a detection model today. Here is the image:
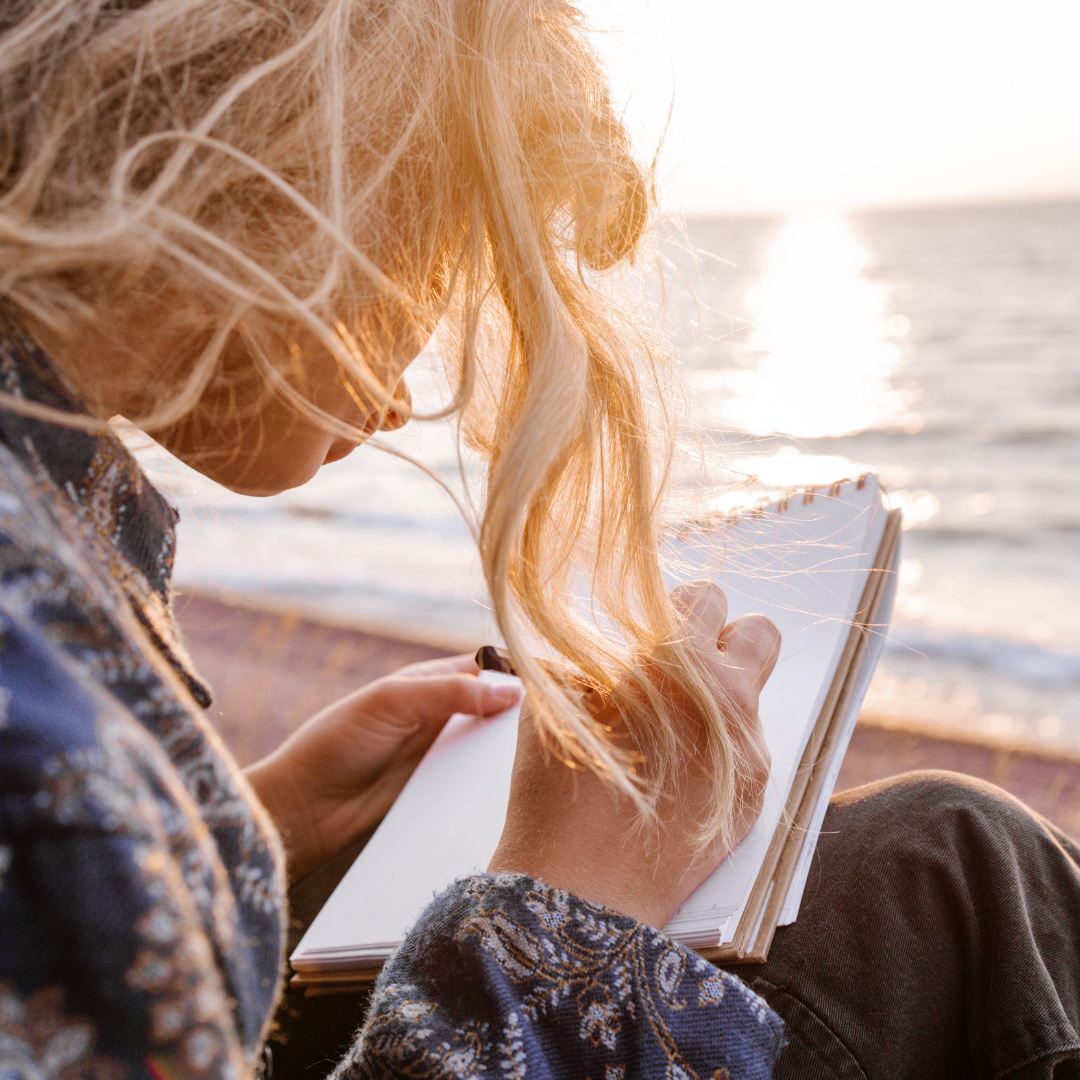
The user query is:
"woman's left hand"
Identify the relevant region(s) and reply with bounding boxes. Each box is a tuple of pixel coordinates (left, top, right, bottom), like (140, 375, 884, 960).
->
(244, 654, 522, 880)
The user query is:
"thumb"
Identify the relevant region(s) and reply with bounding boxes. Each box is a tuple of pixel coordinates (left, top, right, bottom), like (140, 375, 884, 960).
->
(720, 613, 782, 691)
(367, 672, 522, 728)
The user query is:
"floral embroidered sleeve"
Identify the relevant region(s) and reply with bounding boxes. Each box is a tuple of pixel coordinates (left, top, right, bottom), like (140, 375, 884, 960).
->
(332, 874, 784, 1080)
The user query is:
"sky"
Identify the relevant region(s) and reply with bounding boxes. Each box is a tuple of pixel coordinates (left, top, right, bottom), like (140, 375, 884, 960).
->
(581, 0, 1080, 214)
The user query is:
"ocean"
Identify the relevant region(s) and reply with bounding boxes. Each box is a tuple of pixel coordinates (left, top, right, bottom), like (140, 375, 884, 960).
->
(135, 199, 1080, 753)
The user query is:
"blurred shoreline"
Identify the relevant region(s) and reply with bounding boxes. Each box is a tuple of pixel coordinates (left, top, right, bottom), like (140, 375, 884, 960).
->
(183, 583, 1080, 765)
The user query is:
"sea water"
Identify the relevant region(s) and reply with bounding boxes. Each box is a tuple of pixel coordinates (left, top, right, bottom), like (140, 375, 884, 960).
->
(136, 199, 1080, 752)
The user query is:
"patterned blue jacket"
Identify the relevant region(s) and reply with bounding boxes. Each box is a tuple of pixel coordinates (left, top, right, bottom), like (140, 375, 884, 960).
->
(0, 310, 783, 1080)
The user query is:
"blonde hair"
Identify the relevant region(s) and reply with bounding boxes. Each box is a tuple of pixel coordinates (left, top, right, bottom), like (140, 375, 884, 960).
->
(0, 0, 750, 844)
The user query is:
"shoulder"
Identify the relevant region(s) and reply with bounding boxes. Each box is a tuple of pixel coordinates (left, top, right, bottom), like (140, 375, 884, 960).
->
(0, 434, 286, 1069)
(0, 592, 183, 843)
(0, 585, 262, 1077)
(0, 443, 151, 751)
(0, 442, 143, 786)
(0, 440, 121, 626)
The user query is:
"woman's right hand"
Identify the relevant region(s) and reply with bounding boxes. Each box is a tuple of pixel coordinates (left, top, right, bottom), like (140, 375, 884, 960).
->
(487, 580, 780, 929)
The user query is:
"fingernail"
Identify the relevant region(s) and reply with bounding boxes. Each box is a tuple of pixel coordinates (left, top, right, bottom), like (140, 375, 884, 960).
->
(490, 685, 521, 706)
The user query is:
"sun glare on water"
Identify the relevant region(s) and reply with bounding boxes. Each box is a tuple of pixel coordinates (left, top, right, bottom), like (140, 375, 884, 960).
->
(717, 212, 909, 440)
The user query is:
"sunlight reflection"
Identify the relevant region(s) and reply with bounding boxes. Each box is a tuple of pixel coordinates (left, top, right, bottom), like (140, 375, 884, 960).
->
(883, 488, 941, 529)
(720, 212, 909, 438)
(726, 447, 868, 491)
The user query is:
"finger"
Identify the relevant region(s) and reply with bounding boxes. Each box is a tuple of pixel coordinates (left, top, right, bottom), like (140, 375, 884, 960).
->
(719, 614, 782, 690)
(374, 672, 521, 726)
(670, 580, 729, 648)
(393, 653, 481, 679)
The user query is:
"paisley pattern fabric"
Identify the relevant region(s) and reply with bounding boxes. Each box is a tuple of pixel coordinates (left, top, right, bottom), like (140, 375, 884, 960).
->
(0, 311, 286, 1080)
(334, 875, 785, 1080)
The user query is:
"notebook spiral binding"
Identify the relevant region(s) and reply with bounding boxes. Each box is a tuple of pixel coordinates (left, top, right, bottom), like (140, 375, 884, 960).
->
(674, 472, 876, 538)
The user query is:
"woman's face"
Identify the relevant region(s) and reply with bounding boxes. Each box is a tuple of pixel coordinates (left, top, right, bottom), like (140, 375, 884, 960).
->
(25, 295, 426, 497)
(156, 321, 422, 496)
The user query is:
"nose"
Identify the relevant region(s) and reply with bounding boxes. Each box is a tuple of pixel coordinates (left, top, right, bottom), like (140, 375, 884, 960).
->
(378, 377, 412, 433)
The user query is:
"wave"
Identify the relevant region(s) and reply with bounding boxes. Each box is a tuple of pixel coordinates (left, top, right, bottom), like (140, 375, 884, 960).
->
(902, 522, 1080, 546)
(886, 626, 1080, 691)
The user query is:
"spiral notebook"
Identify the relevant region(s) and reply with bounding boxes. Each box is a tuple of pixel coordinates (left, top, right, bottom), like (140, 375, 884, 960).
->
(290, 476, 901, 989)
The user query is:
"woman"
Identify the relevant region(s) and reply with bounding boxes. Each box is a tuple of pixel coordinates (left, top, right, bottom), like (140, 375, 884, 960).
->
(0, 1, 1076, 1078)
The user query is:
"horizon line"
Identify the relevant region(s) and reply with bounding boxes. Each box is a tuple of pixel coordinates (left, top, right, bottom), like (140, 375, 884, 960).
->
(670, 188, 1080, 221)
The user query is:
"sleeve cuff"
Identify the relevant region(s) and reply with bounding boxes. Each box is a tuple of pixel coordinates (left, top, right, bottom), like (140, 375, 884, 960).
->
(337, 873, 784, 1080)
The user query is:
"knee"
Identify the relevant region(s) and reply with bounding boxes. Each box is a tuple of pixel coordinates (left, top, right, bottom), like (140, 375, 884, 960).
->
(833, 768, 1030, 826)
(824, 770, 1074, 877)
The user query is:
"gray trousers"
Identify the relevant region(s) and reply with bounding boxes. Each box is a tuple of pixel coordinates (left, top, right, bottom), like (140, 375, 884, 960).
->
(271, 772, 1080, 1079)
(728, 771, 1080, 1080)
